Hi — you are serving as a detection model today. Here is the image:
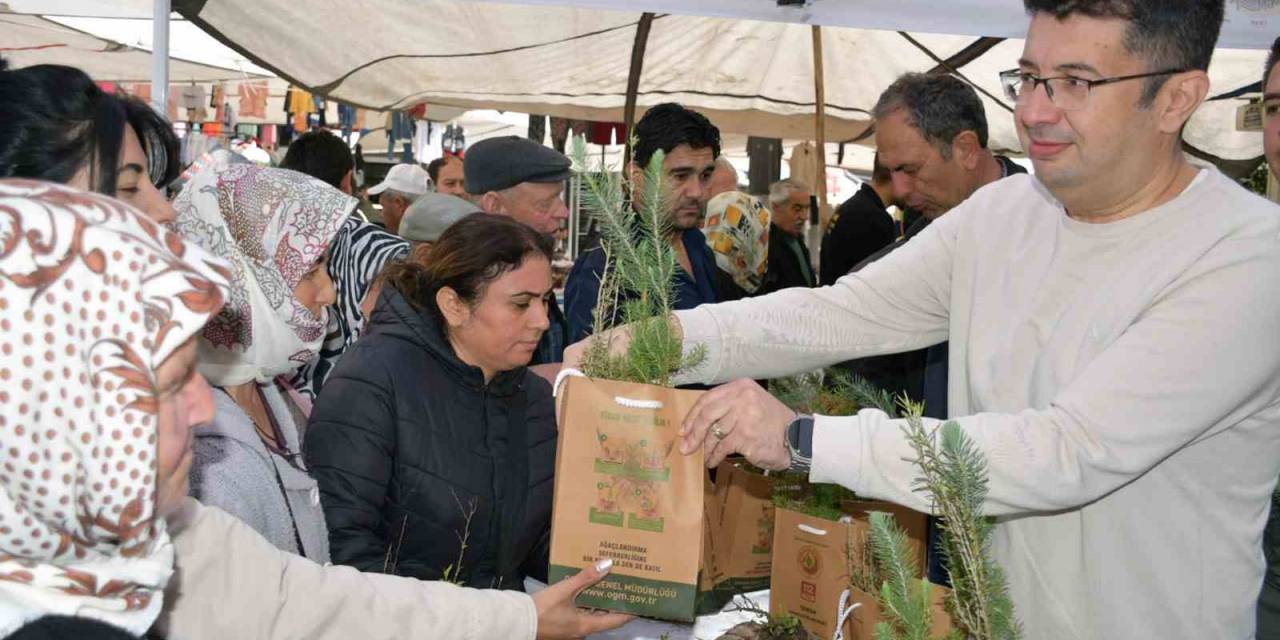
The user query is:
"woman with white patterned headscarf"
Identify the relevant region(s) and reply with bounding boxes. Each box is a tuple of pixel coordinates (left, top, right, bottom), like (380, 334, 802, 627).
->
(0, 178, 629, 640)
(170, 162, 350, 563)
(0, 178, 228, 638)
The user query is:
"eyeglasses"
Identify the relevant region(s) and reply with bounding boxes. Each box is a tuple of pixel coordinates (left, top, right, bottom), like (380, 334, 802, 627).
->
(998, 68, 1188, 111)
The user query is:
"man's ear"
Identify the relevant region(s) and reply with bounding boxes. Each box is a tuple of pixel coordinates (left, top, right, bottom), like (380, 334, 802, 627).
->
(436, 286, 468, 328)
(1156, 70, 1210, 134)
(628, 160, 646, 186)
(478, 191, 504, 215)
(341, 169, 354, 195)
(951, 131, 983, 171)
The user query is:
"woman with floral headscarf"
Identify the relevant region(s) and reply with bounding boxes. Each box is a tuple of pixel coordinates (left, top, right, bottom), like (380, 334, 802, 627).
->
(702, 190, 770, 302)
(170, 163, 349, 562)
(0, 179, 630, 640)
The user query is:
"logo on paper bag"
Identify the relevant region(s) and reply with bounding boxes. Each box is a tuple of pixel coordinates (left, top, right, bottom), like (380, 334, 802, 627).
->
(589, 427, 675, 532)
(801, 580, 818, 603)
(797, 545, 822, 578)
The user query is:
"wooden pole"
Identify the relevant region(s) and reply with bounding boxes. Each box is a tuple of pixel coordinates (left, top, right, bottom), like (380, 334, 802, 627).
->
(623, 13, 656, 170)
(811, 25, 831, 230)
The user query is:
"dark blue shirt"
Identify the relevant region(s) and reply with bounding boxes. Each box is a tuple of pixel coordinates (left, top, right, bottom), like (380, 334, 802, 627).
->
(564, 227, 719, 343)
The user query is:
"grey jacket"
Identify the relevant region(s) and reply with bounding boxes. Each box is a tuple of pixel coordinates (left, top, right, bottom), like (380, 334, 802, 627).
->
(189, 384, 330, 563)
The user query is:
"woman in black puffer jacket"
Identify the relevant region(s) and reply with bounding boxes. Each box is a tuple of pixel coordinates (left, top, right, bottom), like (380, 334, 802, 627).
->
(305, 213, 557, 589)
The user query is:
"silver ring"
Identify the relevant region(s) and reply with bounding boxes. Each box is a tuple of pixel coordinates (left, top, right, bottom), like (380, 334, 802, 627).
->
(711, 423, 727, 440)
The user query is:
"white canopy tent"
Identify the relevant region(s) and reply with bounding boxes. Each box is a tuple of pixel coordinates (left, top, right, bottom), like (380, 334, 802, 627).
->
(4, 1, 1272, 170)
(0, 9, 266, 83)
(158, 0, 1271, 164)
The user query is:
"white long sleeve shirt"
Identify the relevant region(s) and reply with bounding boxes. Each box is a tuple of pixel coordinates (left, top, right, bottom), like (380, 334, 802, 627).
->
(674, 169, 1280, 639)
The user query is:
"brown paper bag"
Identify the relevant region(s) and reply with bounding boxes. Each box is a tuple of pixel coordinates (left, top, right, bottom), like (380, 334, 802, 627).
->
(710, 461, 776, 594)
(842, 584, 955, 639)
(696, 472, 728, 614)
(841, 499, 929, 583)
(771, 501, 931, 640)
(548, 376, 706, 621)
(770, 506, 856, 640)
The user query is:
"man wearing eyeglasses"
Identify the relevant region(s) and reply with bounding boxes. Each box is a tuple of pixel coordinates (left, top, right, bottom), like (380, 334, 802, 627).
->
(563, 1, 1280, 637)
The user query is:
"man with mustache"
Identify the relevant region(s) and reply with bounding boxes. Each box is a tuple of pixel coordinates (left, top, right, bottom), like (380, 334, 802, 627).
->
(567, 1, 1280, 636)
(846, 75, 1026, 424)
(564, 103, 721, 341)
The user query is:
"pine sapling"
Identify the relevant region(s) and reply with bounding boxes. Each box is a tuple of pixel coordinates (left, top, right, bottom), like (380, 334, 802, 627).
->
(570, 135, 703, 386)
(867, 511, 934, 640)
(899, 402, 1021, 640)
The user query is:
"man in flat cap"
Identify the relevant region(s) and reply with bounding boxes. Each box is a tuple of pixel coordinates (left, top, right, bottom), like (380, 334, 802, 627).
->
(465, 136, 572, 366)
(564, 103, 722, 343)
(467, 136, 572, 235)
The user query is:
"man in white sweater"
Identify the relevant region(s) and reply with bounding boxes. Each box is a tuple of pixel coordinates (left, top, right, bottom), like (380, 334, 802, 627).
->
(566, 1, 1280, 637)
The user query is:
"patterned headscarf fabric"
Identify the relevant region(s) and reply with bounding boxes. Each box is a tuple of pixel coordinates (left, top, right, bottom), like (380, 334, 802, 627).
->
(0, 179, 229, 636)
(172, 164, 355, 387)
(703, 191, 770, 294)
(289, 218, 407, 399)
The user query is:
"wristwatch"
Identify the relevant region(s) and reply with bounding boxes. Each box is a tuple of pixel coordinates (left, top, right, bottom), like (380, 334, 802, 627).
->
(784, 413, 814, 474)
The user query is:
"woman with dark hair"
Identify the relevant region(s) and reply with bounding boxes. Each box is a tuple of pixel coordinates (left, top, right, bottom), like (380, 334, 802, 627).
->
(306, 213, 559, 590)
(0, 61, 181, 222)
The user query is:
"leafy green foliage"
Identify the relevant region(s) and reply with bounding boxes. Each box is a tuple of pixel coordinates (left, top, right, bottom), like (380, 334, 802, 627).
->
(898, 409, 1021, 640)
(770, 473, 859, 522)
(763, 613, 805, 639)
(571, 135, 703, 386)
(867, 512, 933, 640)
(769, 369, 896, 418)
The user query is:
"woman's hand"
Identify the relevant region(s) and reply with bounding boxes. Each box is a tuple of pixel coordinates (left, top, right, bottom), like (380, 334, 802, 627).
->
(532, 559, 633, 639)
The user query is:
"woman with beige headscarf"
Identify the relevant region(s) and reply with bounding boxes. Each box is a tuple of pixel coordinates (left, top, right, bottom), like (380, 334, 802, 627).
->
(0, 179, 628, 640)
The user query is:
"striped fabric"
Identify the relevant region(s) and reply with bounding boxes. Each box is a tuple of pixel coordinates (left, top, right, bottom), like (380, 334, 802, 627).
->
(290, 217, 409, 399)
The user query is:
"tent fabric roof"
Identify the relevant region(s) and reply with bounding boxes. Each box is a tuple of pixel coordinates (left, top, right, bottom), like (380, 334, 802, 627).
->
(174, 0, 1269, 159)
(0, 10, 265, 82)
(488, 0, 1280, 51)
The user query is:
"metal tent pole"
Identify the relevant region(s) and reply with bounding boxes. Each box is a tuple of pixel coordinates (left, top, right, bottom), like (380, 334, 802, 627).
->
(151, 0, 171, 113)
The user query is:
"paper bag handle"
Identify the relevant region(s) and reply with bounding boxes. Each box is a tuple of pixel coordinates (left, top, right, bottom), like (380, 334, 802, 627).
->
(553, 368, 586, 397)
(552, 369, 666, 409)
(613, 396, 664, 410)
(798, 523, 828, 536)
(831, 588, 862, 640)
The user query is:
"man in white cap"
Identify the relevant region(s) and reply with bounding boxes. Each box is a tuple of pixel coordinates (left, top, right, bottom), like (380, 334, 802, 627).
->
(368, 163, 430, 235)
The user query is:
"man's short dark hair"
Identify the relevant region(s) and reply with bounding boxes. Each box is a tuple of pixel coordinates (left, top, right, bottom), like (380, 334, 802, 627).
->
(632, 103, 721, 168)
(279, 130, 353, 190)
(1023, 0, 1224, 105)
(873, 74, 988, 159)
(871, 153, 891, 184)
(426, 155, 459, 184)
(1266, 36, 1280, 90)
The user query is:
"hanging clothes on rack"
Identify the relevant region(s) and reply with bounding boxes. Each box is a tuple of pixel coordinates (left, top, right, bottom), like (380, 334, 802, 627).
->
(128, 83, 151, 103)
(337, 104, 356, 139)
(586, 121, 627, 146)
(238, 81, 268, 119)
(386, 111, 413, 156)
(287, 86, 315, 132)
(412, 121, 434, 162)
(313, 94, 327, 128)
(260, 125, 278, 150)
(211, 83, 226, 124)
(166, 84, 180, 121)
